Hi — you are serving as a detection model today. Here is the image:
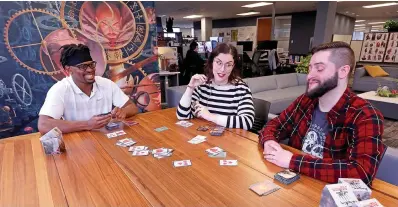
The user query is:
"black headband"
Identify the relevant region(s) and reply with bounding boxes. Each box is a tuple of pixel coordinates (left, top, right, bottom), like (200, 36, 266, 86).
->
(65, 49, 93, 66)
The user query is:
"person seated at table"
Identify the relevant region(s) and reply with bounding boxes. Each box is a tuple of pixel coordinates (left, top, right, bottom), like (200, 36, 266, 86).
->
(38, 44, 138, 134)
(260, 41, 386, 185)
(177, 43, 254, 130)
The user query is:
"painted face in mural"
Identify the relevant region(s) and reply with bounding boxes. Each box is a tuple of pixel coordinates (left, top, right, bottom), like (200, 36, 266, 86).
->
(95, 3, 123, 42)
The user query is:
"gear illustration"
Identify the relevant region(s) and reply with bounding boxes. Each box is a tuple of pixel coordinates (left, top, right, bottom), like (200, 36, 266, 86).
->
(3, 8, 72, 76)
(127, 60, 148, 76)
(12, 73, 33, 106)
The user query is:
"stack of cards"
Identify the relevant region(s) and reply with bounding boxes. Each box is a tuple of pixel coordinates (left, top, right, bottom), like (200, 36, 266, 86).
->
(249, 181, 281, 196)
(176, 121, 193, 128)
(155, 126, 168, 132)
(338, 178, 371, 201)
(152, 148, 174, 159)
(188, 135, 207, 144)
(210, 126, 225, 136)
(105, 122, 120, 130)
(124, 120, 139, 127)
(116, 138, 136, 147)
(219, 160, 238, 166)
(208, 151, 227, 158)
(205, 147, 224, 156)
(129, 146, 149, 156)
(129, 146, 149, 152)
(197, 125, 209, 131)
(353, 198, 383, 207)
(106, 130, 126, 138)
(173, 160, 192, 168)
(274, 169, 300, 185)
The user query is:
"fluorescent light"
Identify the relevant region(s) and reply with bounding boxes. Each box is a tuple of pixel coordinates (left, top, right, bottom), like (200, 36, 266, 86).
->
(363, 2, 398, 8)
(368, 22, 385, 25)
(183, 15, 203, 19)
(242, 2, 272, 8)
(284, 24, 291, 26)
(355, 27, 366, 29)
(355, 24, 366, 27)
(237, 12, 260, 16)
(355, 20, 365, 22)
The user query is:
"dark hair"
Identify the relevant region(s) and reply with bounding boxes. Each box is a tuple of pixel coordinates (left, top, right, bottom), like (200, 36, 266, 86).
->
(189, 41, 198, 51)
(204, 43, 242, 84)
(59, 44, 90, 68)
(311, 41, 355, 72)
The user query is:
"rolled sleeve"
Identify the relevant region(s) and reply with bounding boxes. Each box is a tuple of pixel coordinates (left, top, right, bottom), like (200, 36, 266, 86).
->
(39, 84, 65, 119)
(111, 81, 130, 107)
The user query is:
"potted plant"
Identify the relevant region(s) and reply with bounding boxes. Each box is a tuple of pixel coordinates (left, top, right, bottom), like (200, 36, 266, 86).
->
(295, 55, 312, 74)
(384, 20, 398, 32)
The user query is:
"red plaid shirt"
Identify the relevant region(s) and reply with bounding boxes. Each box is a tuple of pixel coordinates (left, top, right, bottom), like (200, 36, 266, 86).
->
(259, 89, 386, 185)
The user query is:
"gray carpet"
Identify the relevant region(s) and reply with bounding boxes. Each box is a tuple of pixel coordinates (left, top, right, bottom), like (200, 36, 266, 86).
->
(383, 119, 398, 148)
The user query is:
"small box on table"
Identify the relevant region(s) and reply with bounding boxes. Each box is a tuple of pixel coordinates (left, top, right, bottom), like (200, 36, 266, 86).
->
(338, 178, 371, 201)
(320, 183, 359, 207)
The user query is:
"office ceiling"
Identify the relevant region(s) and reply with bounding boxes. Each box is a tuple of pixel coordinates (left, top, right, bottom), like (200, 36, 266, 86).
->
(155, 1, 398, 28)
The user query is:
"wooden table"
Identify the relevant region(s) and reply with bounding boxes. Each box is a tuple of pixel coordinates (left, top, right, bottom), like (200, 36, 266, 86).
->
(1, 108, 397, 206)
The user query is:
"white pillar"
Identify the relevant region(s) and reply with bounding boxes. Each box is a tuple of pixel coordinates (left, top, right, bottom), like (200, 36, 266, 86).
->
(201, 17, 212, 41)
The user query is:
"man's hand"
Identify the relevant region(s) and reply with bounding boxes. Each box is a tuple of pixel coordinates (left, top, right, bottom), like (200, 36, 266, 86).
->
(87, 114, 111, 130)
(264, 143, 293, 168)
(112, 107, 127, 120)
(263, 140, 281, 154)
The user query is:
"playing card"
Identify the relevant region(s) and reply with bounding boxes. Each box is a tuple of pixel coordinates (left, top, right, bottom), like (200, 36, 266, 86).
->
(205, 147, 224, 156)
(106, 132, 117, 138)
(155, 126, 168, 132)
(197, 126, 209, 131)
(128, 146, 148, 152)
(152, 148, 173, 154)
(173, 160, 192, 167)
(176, 121, 193, 128)
(154, 153, 172, 159)
(132, 150, 150, 156)
(219, 160, 238, 166)
(249, 181, 281, 196)
(116, 138, 136, 147)
(124, 121, 139, 127)
(208, 151, 227, 158)
(188, 135, 207, 144)
(115, 130, 127, 136)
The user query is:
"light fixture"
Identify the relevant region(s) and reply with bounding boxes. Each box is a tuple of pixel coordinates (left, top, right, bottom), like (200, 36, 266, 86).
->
(356, 15, 360, 16)
(368, 22, 385, 25)
(183, 15, 203, 19)
(284, 24, 291, 26)
(355, 24, 366, 27)
(237, 11, 260, 16)
(242, 2, 272, 8)
(355, 20, 365, 22)
(363, 2, 398, 8)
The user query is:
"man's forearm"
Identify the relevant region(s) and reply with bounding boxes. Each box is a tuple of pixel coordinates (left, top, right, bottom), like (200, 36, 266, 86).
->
(123, 102, 139, 118)
(38, 117, 89, 134)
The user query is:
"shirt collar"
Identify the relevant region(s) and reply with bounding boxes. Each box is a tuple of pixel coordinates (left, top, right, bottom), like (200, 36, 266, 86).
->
(67, 76, 99, 98)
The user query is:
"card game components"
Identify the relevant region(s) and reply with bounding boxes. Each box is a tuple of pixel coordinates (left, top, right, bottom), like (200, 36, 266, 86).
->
(176, 121, 193, 128)
(219, 160, 238, 166)
(208, 151, 227, 158)
(197, 125, 209, 131)
(152, 148, 174, 159)
(338, 178, 371, 201)
(210, 126, 225, 136)
(188, 135, 207, 144)
(205, 147, 224, 156)
(155, 126, 168, 132)
(274, 169, 300, 185)
(39, 127, 65, 155)
(353, 198, 383, 207)
(320, 183, 359, 207)
(249, 181, 281, 196)
(128, 146, 148, 152)
(116, 138, 136, 147)
(105, 122, 120, 130)
(106, 130, 127, 138)
(124, 120, 139, 127)
(132, 150, 150, 156)
(173, 160, 192, 168)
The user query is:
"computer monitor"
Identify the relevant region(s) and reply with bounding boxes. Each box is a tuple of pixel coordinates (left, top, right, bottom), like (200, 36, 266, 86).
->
(197, 41, 205, 53)
(211, 40, 218, 49)
(237, 41, 253, 52)
(257, 40, 278, 50)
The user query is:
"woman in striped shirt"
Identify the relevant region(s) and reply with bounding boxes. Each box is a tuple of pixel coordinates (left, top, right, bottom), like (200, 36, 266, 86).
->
(177, 43, 255, 130)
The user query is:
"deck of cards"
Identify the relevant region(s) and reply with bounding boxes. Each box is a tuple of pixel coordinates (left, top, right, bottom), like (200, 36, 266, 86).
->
(116, 138, 136, 147)
(210, 126, 225, 136)
(105, 122, 120, 130)
(188, 135, 207, 144)
(155, 126, 168, 132)
(219, 160, 238, 166)
(338, 178, 371, 201)
(274, 169, 300, 185)
(176, 121, 193, 128)
(106, 130, 126, 138)
(173, 160, 192, 168)
(320, 183, 359, 207)
(353, 198, 383, 207)
(152, 148, 174, 159)
(249, 180, 281, 196)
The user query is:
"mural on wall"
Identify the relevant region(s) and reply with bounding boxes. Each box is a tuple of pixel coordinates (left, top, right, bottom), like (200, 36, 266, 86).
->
(0, 1, 159, 138)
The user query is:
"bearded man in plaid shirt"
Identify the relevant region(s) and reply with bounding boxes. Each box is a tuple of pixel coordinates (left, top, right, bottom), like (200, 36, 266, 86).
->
(260, 42, 386, 185)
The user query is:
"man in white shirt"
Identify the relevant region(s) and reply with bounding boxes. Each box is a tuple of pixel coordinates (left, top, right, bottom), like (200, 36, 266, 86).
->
(38, 44, 138, 134)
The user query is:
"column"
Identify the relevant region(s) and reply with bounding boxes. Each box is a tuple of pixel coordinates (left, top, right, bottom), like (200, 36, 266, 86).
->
(201, 17, 212, 41)
(271, 3, 276, 40)
(312, 1, 337, 47)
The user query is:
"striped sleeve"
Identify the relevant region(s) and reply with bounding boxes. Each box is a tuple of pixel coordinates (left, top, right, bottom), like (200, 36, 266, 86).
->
(176, 88, 199, 120)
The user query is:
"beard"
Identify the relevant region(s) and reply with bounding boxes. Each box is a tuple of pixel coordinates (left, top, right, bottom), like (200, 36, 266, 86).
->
(306, 72, 338, 99)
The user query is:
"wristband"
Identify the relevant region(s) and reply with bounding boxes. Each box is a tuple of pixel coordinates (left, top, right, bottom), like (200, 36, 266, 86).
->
(187, 85, 195, 90)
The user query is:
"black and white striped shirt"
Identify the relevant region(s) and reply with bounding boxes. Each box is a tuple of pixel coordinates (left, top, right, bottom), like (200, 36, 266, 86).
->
(177, 81, 255, 130)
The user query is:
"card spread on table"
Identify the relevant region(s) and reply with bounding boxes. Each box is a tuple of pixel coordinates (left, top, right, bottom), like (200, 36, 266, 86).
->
(188, 135, 207, 144)
(274, 169, 300, 185)
(176, 121, 193, 128)
(128, 146, 148, 152)
(152, 148, 174, 159)
(124, 121, 139, 127)
(115, 130, 127, 136)
(132, 150, 150, 156)
(208, 151, 227, 158)
(197, 126, 209, 131)
(155, 126, 168, 132)
(210, 126, 225, 136)
(173, 160, 192, 167)
(106, 132, 117, 138)
(249, 181, 281, 196)
(205, 147, 224, 156)
(116, 138, 136, 147)
(219, 160, 238, 166)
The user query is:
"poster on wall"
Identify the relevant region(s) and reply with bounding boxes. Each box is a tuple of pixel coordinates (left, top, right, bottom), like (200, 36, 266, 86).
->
(360, 32, 389, 62)
(231, 30, 238, 42)
(0, 1, 159, 138)
(384, 32, 398, 62)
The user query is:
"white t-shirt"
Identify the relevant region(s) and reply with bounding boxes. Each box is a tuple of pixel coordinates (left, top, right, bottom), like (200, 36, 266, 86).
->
(39, 76, 129, 121)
